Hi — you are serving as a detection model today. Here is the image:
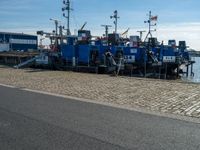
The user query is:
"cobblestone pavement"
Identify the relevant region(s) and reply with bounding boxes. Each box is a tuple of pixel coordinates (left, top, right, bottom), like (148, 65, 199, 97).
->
(0, 65, 200, 118)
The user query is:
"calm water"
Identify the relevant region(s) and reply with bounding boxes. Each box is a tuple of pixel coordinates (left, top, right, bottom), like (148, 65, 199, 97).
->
(182, 57, 200, 83)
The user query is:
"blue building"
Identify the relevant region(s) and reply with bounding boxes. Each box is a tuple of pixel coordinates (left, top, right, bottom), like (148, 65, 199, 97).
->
(0, 32, 38, 51)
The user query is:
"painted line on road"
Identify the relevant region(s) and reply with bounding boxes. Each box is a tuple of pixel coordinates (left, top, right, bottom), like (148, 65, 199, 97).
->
(0, 83, 16, 89)
(21, 88, 200, 124)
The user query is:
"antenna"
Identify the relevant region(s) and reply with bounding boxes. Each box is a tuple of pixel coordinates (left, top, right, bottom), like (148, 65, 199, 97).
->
(110, 10, 120, 33)
(101, 25, 112, 38)
(62, 0, 73, 35)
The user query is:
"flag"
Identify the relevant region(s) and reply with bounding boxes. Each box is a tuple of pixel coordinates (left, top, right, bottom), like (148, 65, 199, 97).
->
(151, 16, 158, 21)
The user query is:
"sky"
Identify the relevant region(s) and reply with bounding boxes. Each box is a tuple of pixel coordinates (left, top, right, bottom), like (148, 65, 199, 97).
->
(0, 0, 200, 50)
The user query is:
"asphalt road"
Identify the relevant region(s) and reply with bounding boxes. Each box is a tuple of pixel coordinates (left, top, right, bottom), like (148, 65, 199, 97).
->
(0, 85, 200, 150)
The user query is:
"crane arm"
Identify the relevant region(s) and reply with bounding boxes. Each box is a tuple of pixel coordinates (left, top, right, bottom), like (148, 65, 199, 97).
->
(121, 28, 130, 36)
(80, 22, 87, 30)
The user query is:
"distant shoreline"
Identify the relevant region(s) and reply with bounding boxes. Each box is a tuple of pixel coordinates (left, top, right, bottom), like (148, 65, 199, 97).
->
(189, 50, 200, 57)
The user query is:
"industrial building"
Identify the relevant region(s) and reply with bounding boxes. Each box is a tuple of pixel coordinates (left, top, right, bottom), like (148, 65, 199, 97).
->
(0, 32, 38, 52)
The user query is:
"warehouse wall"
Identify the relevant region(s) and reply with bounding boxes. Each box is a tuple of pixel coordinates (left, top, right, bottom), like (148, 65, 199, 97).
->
(0, 32, 38, 51)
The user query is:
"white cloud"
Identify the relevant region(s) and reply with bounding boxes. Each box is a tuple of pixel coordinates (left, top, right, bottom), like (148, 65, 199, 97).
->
(2, 21, 200, 51)
(157, 22, 200, 51)
(125, 22, 200, 51)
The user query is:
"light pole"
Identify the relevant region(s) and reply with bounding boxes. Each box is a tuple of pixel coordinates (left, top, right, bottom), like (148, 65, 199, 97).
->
(50, 18, 60, 48)
(101, 25, 112, 38)
(50, 18, 59, 36)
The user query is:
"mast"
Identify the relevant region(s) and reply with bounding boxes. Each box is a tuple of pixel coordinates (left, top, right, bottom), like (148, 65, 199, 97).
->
(144, 11, 157, 41)
(62, 0, 73, 35)
(110, 10, 120, 33)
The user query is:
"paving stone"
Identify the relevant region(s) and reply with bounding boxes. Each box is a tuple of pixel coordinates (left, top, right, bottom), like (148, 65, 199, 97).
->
(0, 65, 200, 118)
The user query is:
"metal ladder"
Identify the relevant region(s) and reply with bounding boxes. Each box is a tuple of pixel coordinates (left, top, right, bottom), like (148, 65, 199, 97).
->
(14, 55, 41, 69)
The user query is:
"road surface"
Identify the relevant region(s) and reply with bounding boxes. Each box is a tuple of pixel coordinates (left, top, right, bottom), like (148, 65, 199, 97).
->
(0, 85, 200, 150)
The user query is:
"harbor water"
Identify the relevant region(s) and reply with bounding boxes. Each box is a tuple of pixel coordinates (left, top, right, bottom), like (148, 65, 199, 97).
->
(182, 57, 200, 83)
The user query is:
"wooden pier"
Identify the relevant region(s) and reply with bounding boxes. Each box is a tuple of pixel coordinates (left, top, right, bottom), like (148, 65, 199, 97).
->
(0, 51, 39, 65)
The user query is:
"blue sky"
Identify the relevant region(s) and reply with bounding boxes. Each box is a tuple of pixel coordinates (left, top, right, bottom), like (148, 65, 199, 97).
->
(0, 0, 200, 50)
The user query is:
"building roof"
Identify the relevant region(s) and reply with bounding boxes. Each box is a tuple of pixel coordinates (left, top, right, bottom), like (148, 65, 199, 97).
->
(0, 32, 37, 37)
